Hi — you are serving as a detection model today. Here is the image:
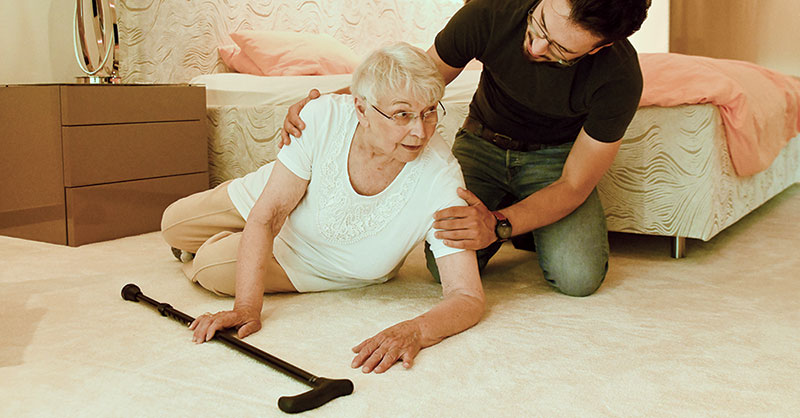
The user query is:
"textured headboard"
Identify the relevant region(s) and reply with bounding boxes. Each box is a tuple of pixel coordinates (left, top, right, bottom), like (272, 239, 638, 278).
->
(118, 0, 464, 84)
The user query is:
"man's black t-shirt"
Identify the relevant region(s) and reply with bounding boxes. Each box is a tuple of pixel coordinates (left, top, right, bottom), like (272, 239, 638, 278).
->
(434, 0, 643, 145)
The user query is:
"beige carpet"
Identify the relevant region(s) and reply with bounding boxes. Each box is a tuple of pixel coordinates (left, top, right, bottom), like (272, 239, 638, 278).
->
(2, 185, 799, 417)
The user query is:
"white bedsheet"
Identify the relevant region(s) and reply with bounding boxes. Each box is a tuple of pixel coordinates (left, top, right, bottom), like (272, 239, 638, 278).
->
(191, 73, 352, 107)
(191, 70, 482, 107)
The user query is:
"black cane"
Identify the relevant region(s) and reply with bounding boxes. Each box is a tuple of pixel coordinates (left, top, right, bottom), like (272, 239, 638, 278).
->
(121, 283, 353, 413)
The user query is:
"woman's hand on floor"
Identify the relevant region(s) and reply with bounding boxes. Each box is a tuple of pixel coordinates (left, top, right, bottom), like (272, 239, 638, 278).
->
(189, 308, 261, 343)
(351, 320, 423, 374)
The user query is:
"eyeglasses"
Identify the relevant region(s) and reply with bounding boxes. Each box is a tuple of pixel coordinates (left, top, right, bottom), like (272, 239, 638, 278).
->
(369, 101, 446, 127)
(526, 5, 586, 67)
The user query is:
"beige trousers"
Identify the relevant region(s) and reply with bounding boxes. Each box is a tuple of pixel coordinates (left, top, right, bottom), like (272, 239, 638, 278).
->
(160, 181, 295, 296)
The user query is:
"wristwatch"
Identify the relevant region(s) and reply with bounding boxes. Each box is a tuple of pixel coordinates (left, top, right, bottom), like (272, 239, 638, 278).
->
(492, 211, 512, 242)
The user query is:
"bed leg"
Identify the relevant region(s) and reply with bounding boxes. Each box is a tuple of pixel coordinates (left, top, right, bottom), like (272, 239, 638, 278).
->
(671, 236, 686, 259)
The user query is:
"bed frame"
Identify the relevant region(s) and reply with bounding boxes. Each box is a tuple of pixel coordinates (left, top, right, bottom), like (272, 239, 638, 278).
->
(117, 0, 800, 258)
(599, 104, 799, 257)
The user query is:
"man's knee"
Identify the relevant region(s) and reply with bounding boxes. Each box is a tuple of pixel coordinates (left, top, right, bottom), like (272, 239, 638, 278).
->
(543, 259, 608, 297)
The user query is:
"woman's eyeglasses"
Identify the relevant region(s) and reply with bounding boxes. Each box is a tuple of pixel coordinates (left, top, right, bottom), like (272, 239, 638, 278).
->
(370, 101, 447, 126)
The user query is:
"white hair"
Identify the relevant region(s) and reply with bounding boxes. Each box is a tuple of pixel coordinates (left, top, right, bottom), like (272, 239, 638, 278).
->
(351, 42, 445, 107)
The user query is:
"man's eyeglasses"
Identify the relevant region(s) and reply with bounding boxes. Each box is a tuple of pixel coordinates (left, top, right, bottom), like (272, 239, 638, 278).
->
(370, 101, 446, 126)
(527, 6, 585, 67)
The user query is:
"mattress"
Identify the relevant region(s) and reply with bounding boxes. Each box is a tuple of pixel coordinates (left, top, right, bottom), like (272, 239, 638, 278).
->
(190, 70, 481, 186)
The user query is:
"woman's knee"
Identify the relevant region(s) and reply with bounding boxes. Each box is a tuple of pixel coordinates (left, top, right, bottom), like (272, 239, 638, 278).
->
(161, 184, 240, 252)
(192, 262, 237, 296)
(187, 251, 238, 297)
(161, 198, 190, 248)
(184, 231, 240, 296)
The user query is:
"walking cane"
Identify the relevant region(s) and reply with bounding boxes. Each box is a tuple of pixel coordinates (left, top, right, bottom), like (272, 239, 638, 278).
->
(121, 284, 353, 413)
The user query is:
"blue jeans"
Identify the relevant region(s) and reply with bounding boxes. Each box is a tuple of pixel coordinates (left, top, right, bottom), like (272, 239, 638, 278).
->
(425, 129, 609, 296)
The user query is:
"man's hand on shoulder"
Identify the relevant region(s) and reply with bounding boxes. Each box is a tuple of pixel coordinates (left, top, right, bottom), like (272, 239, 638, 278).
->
(280, 88, 321, 148)
(433, 187, 497, 250)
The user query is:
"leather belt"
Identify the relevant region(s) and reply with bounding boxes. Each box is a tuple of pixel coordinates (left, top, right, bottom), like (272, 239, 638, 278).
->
(461, 117, 545, 152)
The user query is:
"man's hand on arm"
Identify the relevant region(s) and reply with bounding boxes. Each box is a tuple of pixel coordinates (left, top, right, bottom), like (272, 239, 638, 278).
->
(433, 187, 498, 250)
(279, 89, 321, 147)
(280, 85, 356, 147)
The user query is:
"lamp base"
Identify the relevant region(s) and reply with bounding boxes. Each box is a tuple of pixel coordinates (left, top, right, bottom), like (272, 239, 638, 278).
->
(75, 75, 121, 85)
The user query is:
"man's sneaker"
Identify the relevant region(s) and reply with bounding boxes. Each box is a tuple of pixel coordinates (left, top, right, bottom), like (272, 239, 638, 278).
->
(171, 247, 195, 263)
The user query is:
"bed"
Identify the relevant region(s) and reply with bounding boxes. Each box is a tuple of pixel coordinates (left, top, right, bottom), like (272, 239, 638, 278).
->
(116, 0, 800, 258)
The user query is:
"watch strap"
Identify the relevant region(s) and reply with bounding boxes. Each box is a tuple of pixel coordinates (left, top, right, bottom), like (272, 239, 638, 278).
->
(492, 211, 511, 241)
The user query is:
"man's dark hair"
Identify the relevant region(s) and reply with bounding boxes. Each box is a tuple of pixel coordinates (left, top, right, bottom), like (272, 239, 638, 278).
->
(568, 0, 651, 44)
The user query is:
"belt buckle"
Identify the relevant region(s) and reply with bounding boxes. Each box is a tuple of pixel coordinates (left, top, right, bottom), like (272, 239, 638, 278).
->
(491, 133, 517, 150)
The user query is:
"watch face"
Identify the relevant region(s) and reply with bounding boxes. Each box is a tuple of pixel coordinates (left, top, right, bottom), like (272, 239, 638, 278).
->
(496, 220, 512, 240)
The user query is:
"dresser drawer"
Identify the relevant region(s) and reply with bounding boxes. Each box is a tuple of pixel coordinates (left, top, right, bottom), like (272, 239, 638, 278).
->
(60, 85, 205, 125)
(62, 120, 207, 187)
(65, 173, 209, 246)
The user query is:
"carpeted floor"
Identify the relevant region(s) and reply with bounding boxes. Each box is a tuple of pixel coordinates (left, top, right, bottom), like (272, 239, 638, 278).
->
(1, 184, 798, 417)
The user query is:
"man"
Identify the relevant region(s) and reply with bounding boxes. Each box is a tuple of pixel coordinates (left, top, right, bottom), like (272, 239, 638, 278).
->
(283, 0, 650, 297)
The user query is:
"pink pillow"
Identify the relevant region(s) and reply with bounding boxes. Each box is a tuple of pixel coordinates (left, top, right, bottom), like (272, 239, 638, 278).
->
(218, 45, 264, 75)
(230, 30, 361, 76)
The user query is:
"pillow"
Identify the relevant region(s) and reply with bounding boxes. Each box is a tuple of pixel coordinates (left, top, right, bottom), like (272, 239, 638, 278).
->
(218, 45, 263, 75)
(230, 30, 361, 76)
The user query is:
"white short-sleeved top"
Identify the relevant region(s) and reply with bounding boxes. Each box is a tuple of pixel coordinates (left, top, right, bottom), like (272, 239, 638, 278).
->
(227, 94, 466, 292)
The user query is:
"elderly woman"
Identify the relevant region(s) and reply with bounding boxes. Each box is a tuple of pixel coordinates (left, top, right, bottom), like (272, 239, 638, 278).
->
(161, 43, 484, 374)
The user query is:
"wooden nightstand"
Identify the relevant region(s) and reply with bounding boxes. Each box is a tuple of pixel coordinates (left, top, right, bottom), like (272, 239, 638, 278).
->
(0, 84, 208, 246)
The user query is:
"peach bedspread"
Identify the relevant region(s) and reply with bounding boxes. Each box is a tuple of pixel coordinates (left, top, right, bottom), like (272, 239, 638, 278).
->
(639, 53, 800, 176)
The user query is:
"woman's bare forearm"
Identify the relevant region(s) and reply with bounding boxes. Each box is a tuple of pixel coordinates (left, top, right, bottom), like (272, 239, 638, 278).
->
(414, 250, 485, 347)
(411, 290, 485, 347)
(232, 220, 276, 314)
(232, 161, 309, 313)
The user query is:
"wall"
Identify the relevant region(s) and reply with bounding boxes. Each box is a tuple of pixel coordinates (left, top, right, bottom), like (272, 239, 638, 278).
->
(0, 1, 79, 84)
(629, 0, 670, 53)
(671, 0, 800, 76)
(1, 0, 671, 84)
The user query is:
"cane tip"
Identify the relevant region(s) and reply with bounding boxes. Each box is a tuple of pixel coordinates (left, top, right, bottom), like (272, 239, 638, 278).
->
(121, 283, 142, 301)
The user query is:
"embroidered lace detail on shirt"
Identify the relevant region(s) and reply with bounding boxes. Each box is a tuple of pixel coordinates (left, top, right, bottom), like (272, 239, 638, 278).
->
(316, 123, 430, 244)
